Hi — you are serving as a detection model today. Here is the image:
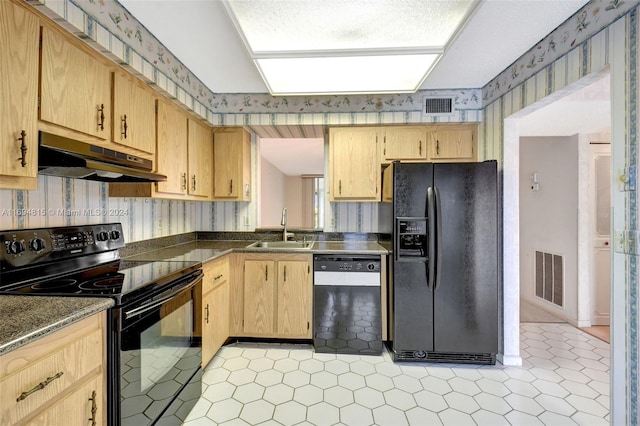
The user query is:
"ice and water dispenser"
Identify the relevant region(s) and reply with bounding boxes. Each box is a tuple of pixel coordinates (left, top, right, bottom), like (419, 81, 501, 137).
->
(395, 218, 428, 260)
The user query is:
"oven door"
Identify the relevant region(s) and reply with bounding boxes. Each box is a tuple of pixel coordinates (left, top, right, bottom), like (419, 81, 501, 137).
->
(116, 271, 202, 426)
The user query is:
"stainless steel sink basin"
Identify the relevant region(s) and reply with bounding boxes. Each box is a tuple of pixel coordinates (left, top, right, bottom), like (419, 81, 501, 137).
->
(248, 240, 314, 250)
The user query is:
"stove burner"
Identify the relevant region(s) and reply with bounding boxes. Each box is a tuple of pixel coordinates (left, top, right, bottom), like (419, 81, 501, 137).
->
(78, 274, 124, 291)
(31, 278, 77, 290)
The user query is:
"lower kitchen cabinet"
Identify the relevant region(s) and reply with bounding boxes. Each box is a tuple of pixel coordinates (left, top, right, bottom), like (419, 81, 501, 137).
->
(201, 256, 230, 367)
(0, 312, 106, 425)
(238, 253, 312, 339)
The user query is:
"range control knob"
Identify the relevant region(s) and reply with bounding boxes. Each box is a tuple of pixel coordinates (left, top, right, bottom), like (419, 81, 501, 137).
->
(367, 263, 376, 271)
(7, 240, 26, 255)
(110, 230, 121, 240)
(29, 238, 46, 252)
(96, 231, 109, 242)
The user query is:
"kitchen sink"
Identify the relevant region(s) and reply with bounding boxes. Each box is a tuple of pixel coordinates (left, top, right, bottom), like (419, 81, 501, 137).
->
(247, 240, 315, 250)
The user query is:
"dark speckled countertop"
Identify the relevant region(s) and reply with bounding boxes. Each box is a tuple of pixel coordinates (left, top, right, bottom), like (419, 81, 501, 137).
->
(0, 296, 114, 355)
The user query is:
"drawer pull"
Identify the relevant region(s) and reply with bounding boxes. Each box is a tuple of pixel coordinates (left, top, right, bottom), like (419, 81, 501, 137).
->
(17, 130, 28, 167)
(16, 371, 64, 402)
(214, 274, 223, 281)
(89, 390, 97, 426)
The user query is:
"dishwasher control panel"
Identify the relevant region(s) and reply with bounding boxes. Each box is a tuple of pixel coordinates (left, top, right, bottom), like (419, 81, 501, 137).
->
(313, 256, 381, 273)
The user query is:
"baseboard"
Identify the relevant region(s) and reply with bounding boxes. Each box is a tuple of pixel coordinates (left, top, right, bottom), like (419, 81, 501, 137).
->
(498, 353, 522, 366)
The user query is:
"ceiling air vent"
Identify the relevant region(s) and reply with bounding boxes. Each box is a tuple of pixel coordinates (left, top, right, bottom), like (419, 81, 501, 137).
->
(423, 96, 454, 117)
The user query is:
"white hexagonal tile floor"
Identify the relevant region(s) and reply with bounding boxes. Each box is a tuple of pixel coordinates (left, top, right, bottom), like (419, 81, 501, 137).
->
(182, 323, 609, 425)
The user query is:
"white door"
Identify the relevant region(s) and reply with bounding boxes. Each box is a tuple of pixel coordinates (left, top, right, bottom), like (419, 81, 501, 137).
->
(590, 143, 611, 325)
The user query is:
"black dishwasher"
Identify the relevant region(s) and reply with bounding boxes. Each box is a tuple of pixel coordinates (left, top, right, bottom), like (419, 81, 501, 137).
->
(313, 255, 382, 355)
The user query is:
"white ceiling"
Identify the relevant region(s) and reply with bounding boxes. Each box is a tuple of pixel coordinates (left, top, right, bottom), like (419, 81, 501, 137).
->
(119, 0, 590, 93)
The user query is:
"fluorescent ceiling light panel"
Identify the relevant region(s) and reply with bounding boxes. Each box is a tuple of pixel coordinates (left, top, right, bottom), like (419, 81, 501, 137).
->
(223, 0, 476, 94)
(257, 54, 440, 95)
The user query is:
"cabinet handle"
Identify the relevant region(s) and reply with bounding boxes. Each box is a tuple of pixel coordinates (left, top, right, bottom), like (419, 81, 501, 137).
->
(97, 104, 105, 131)
(265, 265, 268, 281)
(419, 140, 422, 156)
(191, 174, 197, 192)
(121, 114, 128, 139)
(214, 274, 223, 281)
(229, 179, 233, 195)
(205, 303, 210, 324)
(88, 390, 97, 426)
(283, 265, 287, 282)
(17, 130, 28, 167)
(16, 371, 64, 402)
(339, 180, 342, 195)
(181, 173, 187, 190)
(436, 139, 440, 156)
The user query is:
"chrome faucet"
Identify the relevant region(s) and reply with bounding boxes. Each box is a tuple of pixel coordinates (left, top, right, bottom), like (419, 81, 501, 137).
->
(281, 208, 295, 241)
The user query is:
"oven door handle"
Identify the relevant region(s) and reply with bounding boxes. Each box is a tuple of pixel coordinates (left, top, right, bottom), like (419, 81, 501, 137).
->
(124, 272, 202, 320)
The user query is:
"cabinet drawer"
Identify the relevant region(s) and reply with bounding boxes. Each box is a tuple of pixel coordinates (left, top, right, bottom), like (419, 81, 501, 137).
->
(0, 328, 103, 425)
(203, 257, 229, 294)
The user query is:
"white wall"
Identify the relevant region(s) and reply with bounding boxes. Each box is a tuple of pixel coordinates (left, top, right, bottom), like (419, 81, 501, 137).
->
(284, 176, 303, 228)
(520, 136, 579, 323)
(260, 158, 286, 227)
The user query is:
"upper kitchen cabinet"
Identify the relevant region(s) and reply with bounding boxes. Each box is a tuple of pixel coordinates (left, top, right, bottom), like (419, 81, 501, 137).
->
(155, 99, 188, 196)
(213, 127, 251, 201)
(187, 118, 214, 198)
(427, 125, 477, 162)
(0, 0, 39, 189)
(329, 127, 380, 201)
(382, 126, 428, 162)
(112, 71, 156, 155)
(40, 26, 111, 141)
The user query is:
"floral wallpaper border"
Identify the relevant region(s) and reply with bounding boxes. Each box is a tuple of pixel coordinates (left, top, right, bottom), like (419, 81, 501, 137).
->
(483, 0, 636, 103)
(27, 0, 481, 117)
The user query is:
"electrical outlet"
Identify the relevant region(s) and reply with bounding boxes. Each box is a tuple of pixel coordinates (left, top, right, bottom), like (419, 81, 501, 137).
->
(625, 230, 640, 255)
(614, 229, 625, 253)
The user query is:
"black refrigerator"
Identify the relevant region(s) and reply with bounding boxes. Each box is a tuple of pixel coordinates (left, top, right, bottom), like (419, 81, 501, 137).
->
(379, 161, 498, 364)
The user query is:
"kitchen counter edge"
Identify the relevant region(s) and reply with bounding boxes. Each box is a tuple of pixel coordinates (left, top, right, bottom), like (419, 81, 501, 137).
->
(0, 296, 114, 356)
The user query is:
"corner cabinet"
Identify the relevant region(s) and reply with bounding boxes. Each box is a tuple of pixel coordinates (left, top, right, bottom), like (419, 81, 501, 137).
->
(213, 127, 252, 201)
(0, 0, 39, 189)
(0, 313, 107, 425)
(234, 253, 312, 339)
(329, 127, 380, 201)
(427, 125, 476, 162)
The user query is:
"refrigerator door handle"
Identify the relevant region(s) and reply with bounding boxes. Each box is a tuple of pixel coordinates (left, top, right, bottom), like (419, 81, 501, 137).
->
(434, 187, 443, 290)
(427, 187, 436, 290)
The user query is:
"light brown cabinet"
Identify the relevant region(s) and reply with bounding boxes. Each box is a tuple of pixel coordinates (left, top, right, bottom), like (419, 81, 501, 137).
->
(213, 127, 251, 201)
(40, 26, 111, 141)
(155, 99, 188, 196)
(427, 125, 476, 161)
(0, 0, 39, 189)
(112, 71, 156, 155)
(236, 254, 312, 339)
(187, 118, 214, 198)
(329, 127, 380, 201)
(0, 313, 106, 425)
(382, 127, 428, 162)
(201, 256, 230, 367)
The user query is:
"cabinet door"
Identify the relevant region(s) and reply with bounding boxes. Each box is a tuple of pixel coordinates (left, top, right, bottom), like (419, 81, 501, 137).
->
(383, 127, 427, 161)
(212, 281, 230, 354)
(329, 127, 380, 201)
(40, 27, 111, 139)
(213, 128, 251, 201)
(277, 261, 312, 337)
(0, 1, 38, 181)
(28, 375, 105, 426)
(428, 127, 475, 161)
(112, 72, 155, 154)
(202, 290, 216, 367)
(156, 100, 188, 195)
(243, 260, 275, 334)
(188, 118, 213, 198)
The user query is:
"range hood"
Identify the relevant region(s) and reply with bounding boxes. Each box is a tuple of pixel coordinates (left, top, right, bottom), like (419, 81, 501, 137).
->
(38, 133, 167, 183)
